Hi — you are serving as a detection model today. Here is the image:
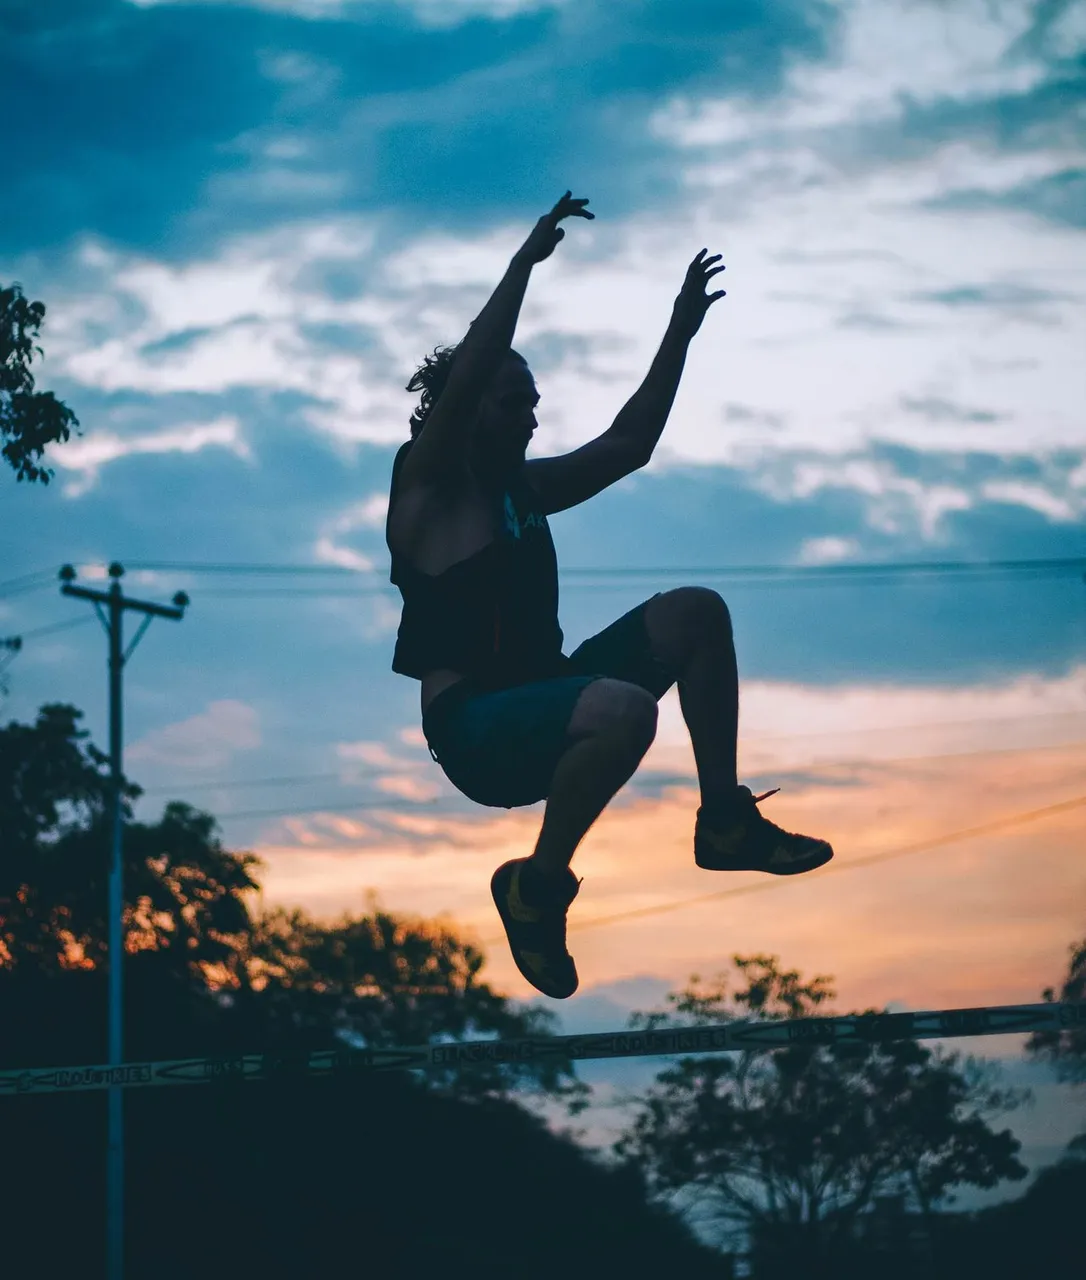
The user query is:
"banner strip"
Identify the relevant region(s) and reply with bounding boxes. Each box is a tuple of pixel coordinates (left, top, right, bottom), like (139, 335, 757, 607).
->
(1, 1002, 1079, 1097)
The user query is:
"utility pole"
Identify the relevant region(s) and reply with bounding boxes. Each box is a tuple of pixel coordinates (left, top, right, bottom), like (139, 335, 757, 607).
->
(0, 635, 21, 697)
(59, 562, 189, 1280)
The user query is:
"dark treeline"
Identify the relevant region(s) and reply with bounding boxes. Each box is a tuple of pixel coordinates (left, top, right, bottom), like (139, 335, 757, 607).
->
(1, 704, 727, 1278)
(614, 953, 1085, 1279)
(2, 702, 1082, 1278)
(11, 1071, 731, 1279)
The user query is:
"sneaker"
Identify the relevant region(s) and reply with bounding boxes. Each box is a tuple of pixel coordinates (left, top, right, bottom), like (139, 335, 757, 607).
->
(490, 858, 580, 999)
(695, 787, 833, 875)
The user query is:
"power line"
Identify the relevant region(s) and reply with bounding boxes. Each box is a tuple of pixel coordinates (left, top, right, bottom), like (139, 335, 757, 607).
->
(473, 790, 1086, 946)
(133, 711, 1086, 804)
(550, 791, 1086, 939)
(4, 615, 97, 642)
(2, 558, 1080, 609)
(741, 709, 1086, 746)
(561, 559, 1086, 579)
(0, 567, 54, 593)
(191, 576, 1082, 599)
(0, 578, 54, 601)
(123, 561, 369, 575)
(174, 737, 1086, 827)
(215, 797, 443, 822)
(122, 563, 1086, 596)
(138, 770, 369, 797)
(187, 587, 396, 598)
(125, 555, 1085, 579)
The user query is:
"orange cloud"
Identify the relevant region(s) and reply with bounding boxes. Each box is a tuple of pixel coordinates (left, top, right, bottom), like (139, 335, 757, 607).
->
(254, 733, 1084, 1018)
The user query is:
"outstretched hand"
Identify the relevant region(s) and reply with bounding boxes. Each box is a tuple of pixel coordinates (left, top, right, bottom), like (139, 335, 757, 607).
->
(514, 191, 594, 266)
(672, 249, 726, 338)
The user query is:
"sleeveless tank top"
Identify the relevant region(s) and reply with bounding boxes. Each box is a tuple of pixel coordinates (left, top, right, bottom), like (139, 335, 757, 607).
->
(386, 442, 567, 690)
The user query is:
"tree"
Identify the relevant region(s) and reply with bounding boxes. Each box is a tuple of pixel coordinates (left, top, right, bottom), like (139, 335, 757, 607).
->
(0, 702, 576, 1100)
(238, 902, 571, 1098)
(1, 281, 81, 483)
(1, 701, 736, 1277)
(1027, 934, 1086, 1082)
(1, 703, 256, 979)
(9, 1067, 734, 1280)
(932, 1138, 1086, 1279)
(614, 956, 1028, 1275)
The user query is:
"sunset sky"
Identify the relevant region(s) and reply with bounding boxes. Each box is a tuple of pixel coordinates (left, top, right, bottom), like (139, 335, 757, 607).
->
(2, 0, 1084, 1194)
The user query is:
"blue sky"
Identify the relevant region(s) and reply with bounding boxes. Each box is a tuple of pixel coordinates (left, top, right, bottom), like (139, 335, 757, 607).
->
(3, 0, 1085, 1198)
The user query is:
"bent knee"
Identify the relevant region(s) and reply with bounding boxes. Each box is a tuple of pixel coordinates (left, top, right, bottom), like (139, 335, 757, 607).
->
(667, 585, 731, 633)
(568, 677, 658, 747)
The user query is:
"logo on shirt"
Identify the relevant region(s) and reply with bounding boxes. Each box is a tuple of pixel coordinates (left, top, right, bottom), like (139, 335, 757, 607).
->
(503, 494, 547, 539)
(503, 493, 521, 539)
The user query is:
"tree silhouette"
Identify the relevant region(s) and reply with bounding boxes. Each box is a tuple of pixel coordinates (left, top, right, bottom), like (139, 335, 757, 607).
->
(615, 956, 1028, 1274)
(1, 282, 81, 483)
(1027, 934, 1085, 1082)
(1, 703, 257, 978)
(2, 700, 738, 1278)
(0, 701, 577, 1100)
(932, 1137, 1086, 1280)
(242, 902, 570, 1098)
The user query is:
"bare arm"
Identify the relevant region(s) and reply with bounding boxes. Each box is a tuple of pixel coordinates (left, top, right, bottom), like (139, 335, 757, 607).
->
(399, 191, 594, 490)
(523, 322, 690, 516)
(398, 256, 532, 490)
(606, 249, 726, 463)
(524, 250, 726, 513)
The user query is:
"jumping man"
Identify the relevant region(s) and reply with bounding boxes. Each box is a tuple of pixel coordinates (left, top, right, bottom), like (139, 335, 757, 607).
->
(386, 191, 832, 999)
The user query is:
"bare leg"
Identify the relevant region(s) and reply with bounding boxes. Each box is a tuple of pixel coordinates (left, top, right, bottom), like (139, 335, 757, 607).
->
(643, 587, 739, 808)
(529, 679, 658, 877)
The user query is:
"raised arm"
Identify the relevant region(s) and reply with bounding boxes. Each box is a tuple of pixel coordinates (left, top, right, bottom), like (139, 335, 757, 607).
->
(399, 191, 594, 489)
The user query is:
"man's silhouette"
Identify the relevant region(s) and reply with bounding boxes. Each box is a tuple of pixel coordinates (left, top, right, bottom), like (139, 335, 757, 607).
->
(386, 192, 832, 999)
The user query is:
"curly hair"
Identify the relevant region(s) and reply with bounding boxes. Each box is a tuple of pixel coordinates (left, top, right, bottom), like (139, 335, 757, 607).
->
(404, 342, 526, 438)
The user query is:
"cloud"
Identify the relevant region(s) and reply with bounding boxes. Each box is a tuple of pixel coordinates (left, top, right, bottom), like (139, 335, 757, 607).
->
(980, 480, 1078, 522)
(751, 452, 977, 539)
(723, 402, 787, 429)
(10, 0, 1079, 483)
(128, 700, 262, 770)
(924, 166, 1086, 230)
(910, 281, 1075, 312)
(345, 493, 390, 528)
(3, 15, 1081, 1189)
(639, 662, 1086, 789)
(337, 740, 414, 768)
(46, 416, 250, 497)
(835, 310, 911, 331)
(132, 0, 571, 21)
(797, 535, 859, 564)
(541, 973, 675, 1034)
(29, 183, 1083, 478)
(253, 728, 1086, 1022)
(309, 492, 389, 570)
(3, 1, 1082, 927)
(900, 396, 1003, 424)
(749, 443, 1086, 540)
(312, 538, 375, 571)
(0, 0, 836, 257)
(376, 774, 443, 802)
(331, 736, 443, 805)
(650, 0, 1084, 214)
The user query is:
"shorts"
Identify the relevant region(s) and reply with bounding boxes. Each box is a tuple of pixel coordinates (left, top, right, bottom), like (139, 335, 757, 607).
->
(421, 596, 675, 809)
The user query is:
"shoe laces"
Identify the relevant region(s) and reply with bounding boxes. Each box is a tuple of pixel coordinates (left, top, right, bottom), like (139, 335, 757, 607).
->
(700, 789, 780, 825)
(538, 875, 580, 948)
